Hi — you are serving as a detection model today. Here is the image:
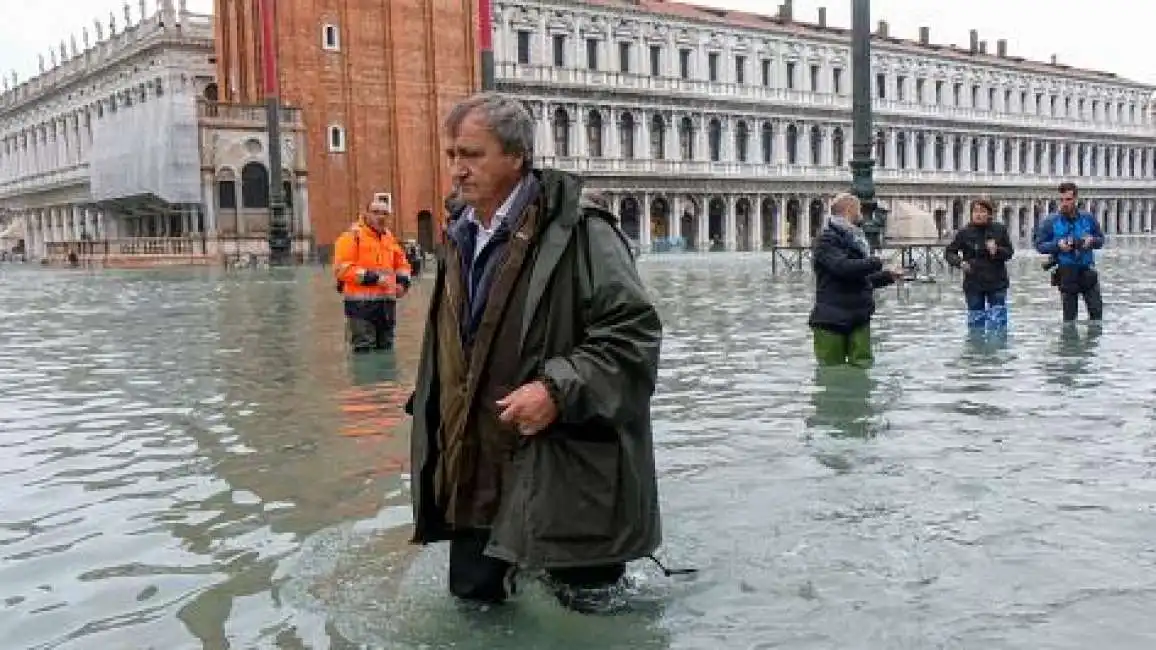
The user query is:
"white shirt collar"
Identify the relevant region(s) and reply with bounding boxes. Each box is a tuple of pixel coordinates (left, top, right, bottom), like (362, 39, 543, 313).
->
(465, 177, 527, 233)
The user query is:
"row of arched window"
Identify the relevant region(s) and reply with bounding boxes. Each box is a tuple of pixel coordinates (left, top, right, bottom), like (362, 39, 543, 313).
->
(544, 107, 1154, 178)
(549, 108, 845, 166)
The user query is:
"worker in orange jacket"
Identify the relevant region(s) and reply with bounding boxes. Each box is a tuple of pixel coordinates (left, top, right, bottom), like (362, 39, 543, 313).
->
(333, 198, 412, 352)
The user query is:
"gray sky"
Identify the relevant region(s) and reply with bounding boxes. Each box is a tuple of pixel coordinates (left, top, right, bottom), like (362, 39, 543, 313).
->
(1, 0, 1153, 87)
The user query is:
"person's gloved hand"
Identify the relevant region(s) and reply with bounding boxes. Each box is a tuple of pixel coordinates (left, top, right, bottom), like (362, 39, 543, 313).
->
(355, 269, 381, 285)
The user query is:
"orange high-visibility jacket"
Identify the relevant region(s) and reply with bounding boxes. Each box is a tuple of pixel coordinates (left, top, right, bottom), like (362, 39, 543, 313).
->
(333, 220, 412, 299)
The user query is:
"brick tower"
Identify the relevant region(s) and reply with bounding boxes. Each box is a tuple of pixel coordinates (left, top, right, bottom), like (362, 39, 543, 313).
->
(213, 0, 480, 251)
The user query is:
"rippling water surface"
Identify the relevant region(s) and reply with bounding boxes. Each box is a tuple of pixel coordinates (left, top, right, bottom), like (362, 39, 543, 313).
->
(3, 246, 1156, 649)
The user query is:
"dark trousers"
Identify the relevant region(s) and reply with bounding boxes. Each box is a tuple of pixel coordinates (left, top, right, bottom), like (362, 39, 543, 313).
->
(1055, 267, 1103, 322)
(448, 529, 625, 608)
(964, 288, 1008, 328)
(343, 299, 396, 351)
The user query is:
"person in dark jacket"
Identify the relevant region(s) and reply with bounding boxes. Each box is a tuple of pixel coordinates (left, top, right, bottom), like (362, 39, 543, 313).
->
(406, 92, 664, 613)
(944, 198, 1015, 329)
(808, 192, 904, 367)
(1034, 182, 1105, 321)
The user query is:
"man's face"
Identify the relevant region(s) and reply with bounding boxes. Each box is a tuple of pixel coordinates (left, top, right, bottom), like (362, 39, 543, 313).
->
(446, 110, 523, 208)
(365, 209, 389, 231)
(1059, 190, 1077, 215)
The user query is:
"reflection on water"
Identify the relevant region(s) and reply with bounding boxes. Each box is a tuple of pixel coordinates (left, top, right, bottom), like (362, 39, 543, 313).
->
(808, 365, 880, 442)
(3, 251, 1156, 649)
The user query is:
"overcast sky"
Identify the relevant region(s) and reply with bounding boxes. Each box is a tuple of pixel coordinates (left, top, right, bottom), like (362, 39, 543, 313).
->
(1, 0, 1153, 88)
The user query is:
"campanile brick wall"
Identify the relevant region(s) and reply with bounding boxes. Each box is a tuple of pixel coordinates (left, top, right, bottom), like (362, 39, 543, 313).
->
(214, 0, 479, 249)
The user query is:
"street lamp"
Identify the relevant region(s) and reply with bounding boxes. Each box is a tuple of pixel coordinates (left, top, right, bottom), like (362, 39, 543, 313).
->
(849, 0, 886, 250)
(479, 0, 495, 90)
(260, 0, 292, 265)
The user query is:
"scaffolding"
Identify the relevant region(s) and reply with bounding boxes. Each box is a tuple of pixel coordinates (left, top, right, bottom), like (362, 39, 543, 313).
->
(89, 87, 201, 205)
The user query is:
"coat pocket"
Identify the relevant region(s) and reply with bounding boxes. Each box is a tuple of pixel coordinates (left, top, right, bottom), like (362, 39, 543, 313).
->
(532, 434, 621, 542)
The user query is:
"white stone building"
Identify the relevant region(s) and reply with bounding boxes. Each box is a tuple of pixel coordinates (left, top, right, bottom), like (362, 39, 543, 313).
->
(0, 0, 310, 262)
(493, 0, 1156, 251)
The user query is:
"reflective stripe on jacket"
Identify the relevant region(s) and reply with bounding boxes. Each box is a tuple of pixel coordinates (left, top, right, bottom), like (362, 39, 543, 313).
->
(333, 221, 412, 299)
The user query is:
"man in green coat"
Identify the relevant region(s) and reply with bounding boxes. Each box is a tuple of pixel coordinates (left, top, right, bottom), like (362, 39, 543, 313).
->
(405, 92, 664, 612)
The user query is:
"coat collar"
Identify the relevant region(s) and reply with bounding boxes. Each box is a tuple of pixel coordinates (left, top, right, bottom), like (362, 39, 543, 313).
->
(520, 168, 586, 344)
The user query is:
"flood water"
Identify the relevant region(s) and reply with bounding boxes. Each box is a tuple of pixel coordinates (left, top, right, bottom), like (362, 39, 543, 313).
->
(3, 244, 1156, 649)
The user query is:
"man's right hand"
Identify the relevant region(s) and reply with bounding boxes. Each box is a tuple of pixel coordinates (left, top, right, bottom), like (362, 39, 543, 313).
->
(1058, 239, 1073, 252)
(960, 261, 971, 273)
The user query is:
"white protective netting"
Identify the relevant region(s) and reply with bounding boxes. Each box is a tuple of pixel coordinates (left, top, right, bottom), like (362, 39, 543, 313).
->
(89, 87, 201, 204)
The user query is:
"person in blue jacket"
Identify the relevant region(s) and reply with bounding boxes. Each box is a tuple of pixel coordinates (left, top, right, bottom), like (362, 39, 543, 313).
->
(1034, 182, 1104, 321)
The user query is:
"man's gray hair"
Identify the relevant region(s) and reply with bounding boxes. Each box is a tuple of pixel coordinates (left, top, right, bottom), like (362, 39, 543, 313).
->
(445, 92, 535, 171)
(831, 192, 860, 216)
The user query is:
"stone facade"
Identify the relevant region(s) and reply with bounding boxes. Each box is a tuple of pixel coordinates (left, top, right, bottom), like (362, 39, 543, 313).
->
(213, 0, 479, 251)
(0, 1, 311, 263)
(494, 0, 1156, 251)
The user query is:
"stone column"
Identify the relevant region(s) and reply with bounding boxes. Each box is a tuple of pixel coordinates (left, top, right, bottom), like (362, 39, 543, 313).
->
(725, 194, 737, 250)
(696, 196, 709, 249)
(695, 115, 708, 163)
(575, 108, 587, 159)
(638, 111, 650, 161)
(296, 182, 311, 236)
(540, 108, 554, 160)
(606, 109, 619, 160)
(800, 123, 813, 166)
(720, 117, 733, 162)
(821, 125, 834, 167)
(670, 196, 682, 241)
(905, 130, 917, 171)
(664, 114, 677, 161)
(799, 196, 813, 248)
(752, 196, 764, 252)
(641, 193, 652, 252)
(774, 122, 787, 164)
(775, 196, 787, 246)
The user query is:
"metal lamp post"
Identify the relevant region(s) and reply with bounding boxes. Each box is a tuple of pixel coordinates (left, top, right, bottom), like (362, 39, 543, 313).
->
(260, 0, 292, 265)
(479, 0, 495, 90)
(849, 0, 886, 250)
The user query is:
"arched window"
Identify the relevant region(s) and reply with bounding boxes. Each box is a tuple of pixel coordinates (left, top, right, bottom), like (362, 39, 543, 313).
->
(240, 162, 270, 209)
(786, 124, 798, 164)
(649, 115, 665, 160)
(553, 108, 570, 157)
(915, 132, 926, 170)
(619, 112, 635, 160)
(586, 110, 603, 158)
(832, 127, 844, 167)
(874, 130, 886, 168)
(679, 117, 694, 160)
(934, 135, 945, 170)
(708, 118, 722, 162)
(328, 125, 346, 153)
(216, 169, 237, 210)
(809, 125, 822, 166)
(761, 122, 773, 163)
(734, 120, 748, 162)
